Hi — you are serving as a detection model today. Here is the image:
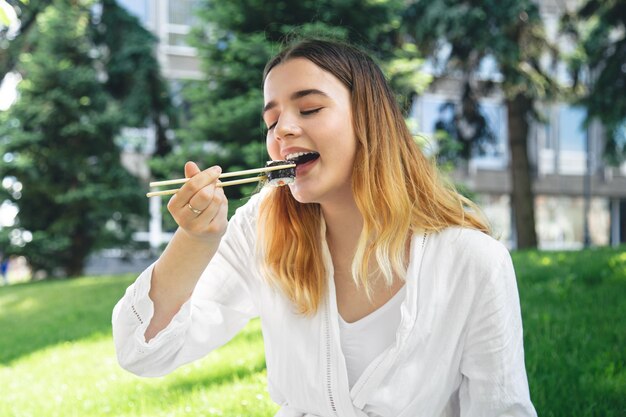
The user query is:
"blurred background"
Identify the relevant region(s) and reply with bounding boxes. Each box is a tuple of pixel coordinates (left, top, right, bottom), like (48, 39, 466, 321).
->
(0, 0, 624, 416)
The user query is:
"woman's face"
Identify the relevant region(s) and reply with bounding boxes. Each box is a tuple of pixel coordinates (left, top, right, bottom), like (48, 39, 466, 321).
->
(263, 58, 357, 205)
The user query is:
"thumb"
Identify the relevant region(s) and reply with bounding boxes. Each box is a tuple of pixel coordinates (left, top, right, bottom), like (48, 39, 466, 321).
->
(184, 161, 201, 179)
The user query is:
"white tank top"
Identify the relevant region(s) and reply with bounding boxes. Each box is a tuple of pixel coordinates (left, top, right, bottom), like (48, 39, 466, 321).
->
(338, 285, 406, 388)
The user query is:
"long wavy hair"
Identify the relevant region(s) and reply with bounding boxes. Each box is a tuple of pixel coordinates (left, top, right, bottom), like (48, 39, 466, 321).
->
(257, 39, 490, 315)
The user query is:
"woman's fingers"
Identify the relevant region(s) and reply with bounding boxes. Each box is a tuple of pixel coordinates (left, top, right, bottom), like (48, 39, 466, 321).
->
(195, 188, 228, 233)
(173, 164, 222, 209)
(166, 162, 228, 240)
(184, 161, 201, 179)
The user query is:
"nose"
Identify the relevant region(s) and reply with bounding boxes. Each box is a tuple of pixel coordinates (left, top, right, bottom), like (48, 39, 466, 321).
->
(274, 113, 302, 141)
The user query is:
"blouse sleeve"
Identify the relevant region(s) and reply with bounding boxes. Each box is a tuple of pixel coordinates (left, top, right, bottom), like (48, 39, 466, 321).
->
(111, 197, 260, 377)
(459, 248, 538, 417)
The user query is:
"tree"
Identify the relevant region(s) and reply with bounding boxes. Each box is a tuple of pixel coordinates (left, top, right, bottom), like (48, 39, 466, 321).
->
(432, 82, 498, 163)
(92, 0, 176, 157)
(0, 0, 48, 82)
(0, 0, 144, 277)
(563, 0, 626, 165)
(150, 0, 410, 217)
(402, 0, 560, 249)
(1, 0, 175, 156)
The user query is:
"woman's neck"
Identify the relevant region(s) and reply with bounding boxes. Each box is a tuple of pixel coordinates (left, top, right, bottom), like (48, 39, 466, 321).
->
(321, 197, 363, 255)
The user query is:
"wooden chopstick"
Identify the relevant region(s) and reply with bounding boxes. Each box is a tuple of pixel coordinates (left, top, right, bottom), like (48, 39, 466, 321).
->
(146, 176, 264, 197)
(149, 163, 295, 187)
(146, 163, 295, 198)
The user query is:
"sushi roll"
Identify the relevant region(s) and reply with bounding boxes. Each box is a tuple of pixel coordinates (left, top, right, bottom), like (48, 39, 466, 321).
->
(265, 160, 296, 187)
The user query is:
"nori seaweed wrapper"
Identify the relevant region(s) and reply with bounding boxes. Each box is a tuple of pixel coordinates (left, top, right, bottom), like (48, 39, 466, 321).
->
(265, 160, 296, 187)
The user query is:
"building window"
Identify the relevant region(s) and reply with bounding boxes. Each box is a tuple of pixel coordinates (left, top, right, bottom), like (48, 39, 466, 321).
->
(613, 121, 626, 176)
(413, 94, 507, 168)
(167, 33, 191, 47)
(475, 101, 507, 161)
(166, 0, 199, 48)
(538, 104, 589, 176)
(556, 105, 587, 175)
(559, 105, 586, 152)
(168, 0, 197, 25)
(117, 0, 149, 24)
(535, 195, 610, 249)
(477, 193, 512, 245)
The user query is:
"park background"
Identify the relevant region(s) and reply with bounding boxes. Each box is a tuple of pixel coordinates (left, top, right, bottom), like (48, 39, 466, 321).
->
(0, 0, 624, 416)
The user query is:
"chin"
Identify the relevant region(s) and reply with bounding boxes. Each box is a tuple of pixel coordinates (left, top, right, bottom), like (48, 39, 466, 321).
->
(288, 183, 319, 205)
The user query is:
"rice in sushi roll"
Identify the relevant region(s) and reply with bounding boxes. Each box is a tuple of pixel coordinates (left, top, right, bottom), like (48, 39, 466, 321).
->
(265, 160, 296, 187)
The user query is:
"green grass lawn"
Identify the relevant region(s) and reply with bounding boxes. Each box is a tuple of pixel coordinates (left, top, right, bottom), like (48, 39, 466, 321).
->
(0, 276, 278, 417)
(0, 246, 624, 416)
(513, 246, 626, 417)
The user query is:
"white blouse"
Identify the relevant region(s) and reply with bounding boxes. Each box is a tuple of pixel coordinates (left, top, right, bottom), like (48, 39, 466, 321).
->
(112, 193, 537, 417)
(338, 285, 406, 389)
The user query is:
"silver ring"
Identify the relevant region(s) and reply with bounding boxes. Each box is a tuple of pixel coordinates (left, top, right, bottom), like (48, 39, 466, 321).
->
(187, 203, 203, 216)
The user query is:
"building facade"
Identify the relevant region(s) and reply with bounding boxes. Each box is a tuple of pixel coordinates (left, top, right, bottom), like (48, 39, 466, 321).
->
(118, 0, 203, 80)
(413, 0, 626, 249)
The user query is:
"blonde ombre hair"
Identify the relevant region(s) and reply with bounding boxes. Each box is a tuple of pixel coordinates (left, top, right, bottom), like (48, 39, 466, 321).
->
(258, 39, 490, 315)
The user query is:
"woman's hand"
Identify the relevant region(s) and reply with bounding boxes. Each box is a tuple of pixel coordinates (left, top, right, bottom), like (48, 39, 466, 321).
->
(166, 161, 228, 243)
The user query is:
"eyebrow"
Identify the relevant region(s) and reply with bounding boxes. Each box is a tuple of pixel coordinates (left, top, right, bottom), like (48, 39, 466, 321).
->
(263, 89, 330, 115)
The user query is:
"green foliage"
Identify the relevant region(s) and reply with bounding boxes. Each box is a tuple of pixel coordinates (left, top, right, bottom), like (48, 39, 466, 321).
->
(562, 0, 626, 165)
(0, 0, 49, 81)
(193, 0, 403, 54)
(383, 42, 433, 112)
(0, 1, 145, 277)
(1, 0, 175, 154)
(402, 0, 559, 116)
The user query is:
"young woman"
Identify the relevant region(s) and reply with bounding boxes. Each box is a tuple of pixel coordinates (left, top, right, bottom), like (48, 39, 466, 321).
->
(113, 39, 537, 417)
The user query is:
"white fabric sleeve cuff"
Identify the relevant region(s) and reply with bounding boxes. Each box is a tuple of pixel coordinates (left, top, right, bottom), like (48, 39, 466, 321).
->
(124, 262, 192, 348)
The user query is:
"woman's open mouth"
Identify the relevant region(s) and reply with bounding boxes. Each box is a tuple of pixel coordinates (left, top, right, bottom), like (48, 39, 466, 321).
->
(286, 151, 320, 175)
(286, 151, 320, 166)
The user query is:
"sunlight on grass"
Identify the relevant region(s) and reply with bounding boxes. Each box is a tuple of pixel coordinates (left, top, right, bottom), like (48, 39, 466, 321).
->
(0, 276, 278, 417)
(0, 325, 278, 417)
(608, 252, 626, 280)
(11, 296, 40, 312)
(539, 256, 552, 266)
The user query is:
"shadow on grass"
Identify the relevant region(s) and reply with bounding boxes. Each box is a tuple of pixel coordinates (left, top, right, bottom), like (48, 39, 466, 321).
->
(0, 275, 135, 365)
(165, 359, 268, 393)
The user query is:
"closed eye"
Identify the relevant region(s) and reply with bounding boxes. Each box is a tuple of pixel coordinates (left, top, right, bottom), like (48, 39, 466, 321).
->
(266, 108, 322, 132)
(301, 107, 323, 116)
